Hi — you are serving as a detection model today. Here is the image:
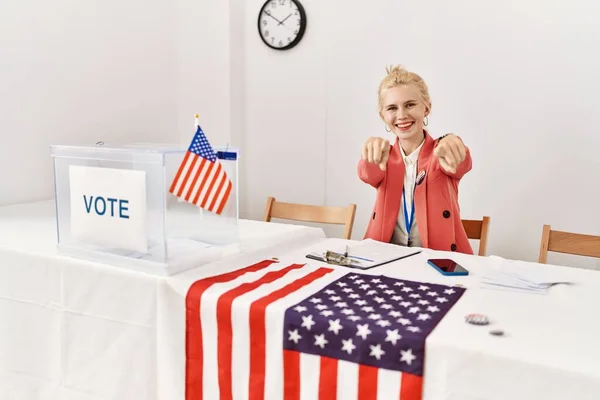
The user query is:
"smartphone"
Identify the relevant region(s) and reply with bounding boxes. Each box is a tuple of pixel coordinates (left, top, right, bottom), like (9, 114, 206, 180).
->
(427, 258, 469, 276)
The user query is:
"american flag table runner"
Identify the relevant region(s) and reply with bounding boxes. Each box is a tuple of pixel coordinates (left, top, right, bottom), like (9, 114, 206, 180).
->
(185, 259, 465, 400)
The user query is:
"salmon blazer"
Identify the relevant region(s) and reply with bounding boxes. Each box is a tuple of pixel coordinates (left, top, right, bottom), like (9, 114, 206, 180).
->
(357, 132, 474, 254)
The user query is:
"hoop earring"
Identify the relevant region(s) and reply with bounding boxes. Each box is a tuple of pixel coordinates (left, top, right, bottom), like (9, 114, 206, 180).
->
(423, 117, 429, 126)
(385, 124, 391, 132)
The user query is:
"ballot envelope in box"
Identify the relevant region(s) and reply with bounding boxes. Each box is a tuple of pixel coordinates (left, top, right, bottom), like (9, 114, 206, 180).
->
(50, 142, 240, 275)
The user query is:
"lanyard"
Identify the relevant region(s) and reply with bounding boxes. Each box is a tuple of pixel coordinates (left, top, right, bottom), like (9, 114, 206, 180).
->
(402, 187, 415, 242)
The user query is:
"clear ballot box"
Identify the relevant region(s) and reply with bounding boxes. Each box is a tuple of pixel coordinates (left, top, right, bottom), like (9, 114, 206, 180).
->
(50, 142, 240, 275)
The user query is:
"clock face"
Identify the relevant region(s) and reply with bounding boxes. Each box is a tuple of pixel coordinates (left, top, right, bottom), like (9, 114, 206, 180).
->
(258, 0, 306, 50)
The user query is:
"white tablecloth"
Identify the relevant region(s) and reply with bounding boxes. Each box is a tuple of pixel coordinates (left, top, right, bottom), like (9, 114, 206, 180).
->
(0, 201, 326, 400)
(162, 237, 600, 400)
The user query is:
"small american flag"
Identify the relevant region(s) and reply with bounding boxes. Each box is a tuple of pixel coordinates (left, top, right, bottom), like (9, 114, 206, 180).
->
(185, 259, 465, 400)
(169, 124, 232, 215)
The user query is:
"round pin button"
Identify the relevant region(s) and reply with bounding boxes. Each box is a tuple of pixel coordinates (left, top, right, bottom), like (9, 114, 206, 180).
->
(490, 329, 504, 336)
(465, 313, 489, 326)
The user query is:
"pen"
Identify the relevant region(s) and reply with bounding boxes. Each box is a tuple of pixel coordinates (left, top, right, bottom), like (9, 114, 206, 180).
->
(348, 255, 375, 262)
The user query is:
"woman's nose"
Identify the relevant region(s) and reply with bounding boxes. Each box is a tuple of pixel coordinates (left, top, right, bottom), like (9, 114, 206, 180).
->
(396, 109, 407, 120)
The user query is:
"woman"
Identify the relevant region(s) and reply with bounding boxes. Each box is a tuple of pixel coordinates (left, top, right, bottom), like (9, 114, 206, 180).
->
(358, 65, 474, 254)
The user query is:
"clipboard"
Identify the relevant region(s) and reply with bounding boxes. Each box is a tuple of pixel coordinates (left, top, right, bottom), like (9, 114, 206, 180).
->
(306, 249, 421, 270)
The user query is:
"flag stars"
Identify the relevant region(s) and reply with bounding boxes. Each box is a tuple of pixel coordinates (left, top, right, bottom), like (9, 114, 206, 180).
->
(314, 334, 328, 349)
(417, 313, 431, 321)
(370, 344, 385, 360)
(400, 349, 416, 365)
(356, 324, 372, 340)
(385, 329, 402, 345)
(283, 277, 463, 374)
(301, 315, 315, 330)
(328, 319, 343, 335)
(288, 329, 301, 344)
(342, 338, 356, 354)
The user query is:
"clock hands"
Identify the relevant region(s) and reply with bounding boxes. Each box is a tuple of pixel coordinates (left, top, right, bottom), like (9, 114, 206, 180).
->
(264, 10, 283, 24)
(278, 13, 292, 25)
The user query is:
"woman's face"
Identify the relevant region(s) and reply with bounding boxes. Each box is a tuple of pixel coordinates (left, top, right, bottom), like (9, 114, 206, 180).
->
(380, 84, 429, 142)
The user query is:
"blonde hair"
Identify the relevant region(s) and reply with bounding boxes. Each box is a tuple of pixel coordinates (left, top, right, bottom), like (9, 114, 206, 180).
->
(378, 65, 431, 114)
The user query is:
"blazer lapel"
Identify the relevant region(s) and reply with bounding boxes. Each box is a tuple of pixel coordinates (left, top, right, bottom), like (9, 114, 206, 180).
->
(382, 139, 405, 242)
(414, 132, 435, 249)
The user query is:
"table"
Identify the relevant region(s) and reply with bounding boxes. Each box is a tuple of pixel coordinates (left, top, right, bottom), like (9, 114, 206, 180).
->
(0, 200, 326, 400)
(162, 237, 600, 400)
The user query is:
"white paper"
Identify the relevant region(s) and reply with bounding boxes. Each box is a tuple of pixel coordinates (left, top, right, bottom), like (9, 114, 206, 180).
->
(69, 165, 148, 253)
(479, 260, 573, 294)
(309, 238, 420, 269)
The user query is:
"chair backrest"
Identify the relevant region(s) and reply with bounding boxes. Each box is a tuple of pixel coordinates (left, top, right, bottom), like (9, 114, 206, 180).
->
(538, 224, 600, 264)
(263, 196, 357, 239)
(461, 216, 491, 256)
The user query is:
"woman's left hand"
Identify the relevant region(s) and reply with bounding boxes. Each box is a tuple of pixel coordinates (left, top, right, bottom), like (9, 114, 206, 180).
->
(433, 134, 466, 174)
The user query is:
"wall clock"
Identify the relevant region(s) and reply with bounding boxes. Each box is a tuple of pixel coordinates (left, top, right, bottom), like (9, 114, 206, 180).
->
(258, 0, 307, 51)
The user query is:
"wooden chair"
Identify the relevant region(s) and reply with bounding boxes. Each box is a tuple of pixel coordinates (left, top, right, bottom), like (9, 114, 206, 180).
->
(263, 196, 357, 239)
(462, 216, 491, 256)
(538, 224, 600, 264)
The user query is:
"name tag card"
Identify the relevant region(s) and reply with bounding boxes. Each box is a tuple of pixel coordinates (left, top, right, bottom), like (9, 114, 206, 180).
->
(69, 165, 148, 253)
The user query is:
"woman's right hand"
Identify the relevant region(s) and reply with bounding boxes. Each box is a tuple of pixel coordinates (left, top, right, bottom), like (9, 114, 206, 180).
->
(361, 137, 391, 171)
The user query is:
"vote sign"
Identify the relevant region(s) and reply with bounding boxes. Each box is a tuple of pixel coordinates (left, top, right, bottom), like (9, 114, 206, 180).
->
(69, 165, 148, 253)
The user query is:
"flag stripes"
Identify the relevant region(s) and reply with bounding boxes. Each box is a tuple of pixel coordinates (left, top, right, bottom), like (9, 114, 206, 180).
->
(169, 124, 233, 215)
(185, 261, 425, 400)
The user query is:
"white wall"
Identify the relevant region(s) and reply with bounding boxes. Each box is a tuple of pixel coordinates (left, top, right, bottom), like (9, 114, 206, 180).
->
(175, 0, 233, 146)
(3, 0, 598, 268)
(238, 0, 600, 268)
(0, 0, 177, 206)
